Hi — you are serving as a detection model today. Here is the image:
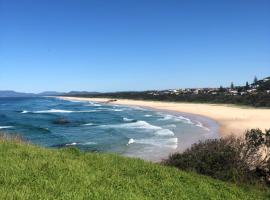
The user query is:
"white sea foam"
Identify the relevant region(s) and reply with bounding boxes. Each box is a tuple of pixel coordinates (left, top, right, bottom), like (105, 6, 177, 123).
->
(123, 117, 133, 122)
(144, 114, 152, 117)
(164, 124, 177, 128)
(155, 129, 174, 136)
(65, 141, 96, 146)
(195, 121, 210, 131)
(131, 138, 178, 149)
(22, 109, 99, 114)
(88, 102, 101, 107)
(112, 109, 123, 112)
(0, 126, 13, 129)
(83, 123, 94, 126)
(127, 138, 135, 145)
(158, 114, 193, 124)
(69, 100, 82, 103)
(81, 141, 96, 145)
(101, 121, 174, 136)
(132, 106, 146, 111)
(65, 142, 77, 146)
(100, 120, 161, 130)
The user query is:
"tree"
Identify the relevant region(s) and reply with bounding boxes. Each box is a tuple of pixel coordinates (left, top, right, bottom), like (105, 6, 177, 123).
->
(219, 86, 225, 92)
(254, 76, 258, 84)
(230, 82, 234, 90)
(245, 81, 249, 90)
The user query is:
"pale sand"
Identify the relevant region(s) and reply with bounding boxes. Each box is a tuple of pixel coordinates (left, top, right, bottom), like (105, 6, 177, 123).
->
(58, 97, 270, 137)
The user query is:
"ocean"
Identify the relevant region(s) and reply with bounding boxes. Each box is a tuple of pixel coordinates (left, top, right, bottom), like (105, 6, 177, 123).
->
(0, 97, 219, 161)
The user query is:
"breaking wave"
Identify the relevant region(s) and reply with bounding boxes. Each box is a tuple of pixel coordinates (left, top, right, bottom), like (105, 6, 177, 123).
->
(100, 121, 174, 136)
(127, 138, 178, 149)
(21, 109, 99, 114)
(83, 123, 94, 126)
(0, 126, 13, 129)
(87, 102, 101, 107)
(195, 121, 210, 131)
(65, 141, 97, 146)
(144, 114, 152, 117)
(127, 138, 135, 145)
(158, 114, 192, 124)
(123, 117, 134, 122)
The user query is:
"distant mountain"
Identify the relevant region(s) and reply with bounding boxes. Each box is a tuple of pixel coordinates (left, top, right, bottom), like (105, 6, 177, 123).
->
(37, 91, 65, 96)
(66, 91, 100, 96)
(0, 90, 100, 97)
(0, 90, 37, 97)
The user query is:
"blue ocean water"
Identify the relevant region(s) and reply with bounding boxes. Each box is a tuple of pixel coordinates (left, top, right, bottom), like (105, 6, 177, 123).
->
(0, 97, 219, 161)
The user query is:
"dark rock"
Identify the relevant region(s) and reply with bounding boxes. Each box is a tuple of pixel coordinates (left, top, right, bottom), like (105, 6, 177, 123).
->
(53, 118, 70, 125)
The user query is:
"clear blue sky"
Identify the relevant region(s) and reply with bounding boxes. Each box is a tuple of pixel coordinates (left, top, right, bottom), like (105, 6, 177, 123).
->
(0, 0, 270, 93)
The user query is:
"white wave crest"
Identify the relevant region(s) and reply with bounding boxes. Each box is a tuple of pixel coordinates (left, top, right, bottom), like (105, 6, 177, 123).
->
(127, 138, 135, 145)
(195, 121, 210, 131)
(83, 123, 94, 126)
(0, 126, 13, 129)
(131, 138, 178, 149)
(155, 129, 174, 136)
(144, 114, 152, 117)
(100, 120, 161, 130)
(81, 141, 96, 145)
(101, 121, 174, 136)
(88, 102, 101, 107)
(113, 109, 123, 112)
(158, 114, 193, 124)
(65, 141, 96, 146)
(22, 109, 99, 114)
(123, 117, 133, 122)
(65, 142, 77, 146)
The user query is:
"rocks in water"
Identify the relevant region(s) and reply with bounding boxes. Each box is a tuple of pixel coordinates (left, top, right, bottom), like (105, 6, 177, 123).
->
(53, 118, 70, 125)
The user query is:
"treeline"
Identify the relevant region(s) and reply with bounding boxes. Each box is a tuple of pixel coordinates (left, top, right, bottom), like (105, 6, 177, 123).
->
(67, 92, 270, 107)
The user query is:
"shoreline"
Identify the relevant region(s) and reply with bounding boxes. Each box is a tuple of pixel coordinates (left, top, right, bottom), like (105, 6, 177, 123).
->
(58, 97, 270, 138)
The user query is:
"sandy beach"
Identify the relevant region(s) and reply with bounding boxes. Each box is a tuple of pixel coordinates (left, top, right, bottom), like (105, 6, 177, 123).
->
(59, 97, 270, 138)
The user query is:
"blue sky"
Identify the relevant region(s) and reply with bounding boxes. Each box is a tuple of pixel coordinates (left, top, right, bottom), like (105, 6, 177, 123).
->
(0, 0, 270, 93)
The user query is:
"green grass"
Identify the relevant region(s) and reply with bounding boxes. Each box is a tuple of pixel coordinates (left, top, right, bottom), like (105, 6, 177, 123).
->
(0, 139, 269, 200)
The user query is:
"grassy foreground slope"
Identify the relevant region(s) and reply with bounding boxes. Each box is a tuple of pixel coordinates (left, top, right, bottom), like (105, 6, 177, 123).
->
(0, 140, 268, 200)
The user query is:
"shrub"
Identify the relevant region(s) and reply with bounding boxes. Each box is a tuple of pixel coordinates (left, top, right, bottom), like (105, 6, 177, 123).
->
(164, 129, 270, 186)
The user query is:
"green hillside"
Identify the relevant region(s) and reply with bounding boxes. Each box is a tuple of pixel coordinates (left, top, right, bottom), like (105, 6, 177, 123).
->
(0, 139, 268, 200)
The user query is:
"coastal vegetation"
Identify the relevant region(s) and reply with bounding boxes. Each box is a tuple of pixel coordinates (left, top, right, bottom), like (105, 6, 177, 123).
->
(164, 129, 270, 187)
(66, 76, 270, 107)
(0, 135, 269, 200)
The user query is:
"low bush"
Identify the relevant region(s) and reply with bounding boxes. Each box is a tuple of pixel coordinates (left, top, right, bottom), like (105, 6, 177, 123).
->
(164, 129, 270, 186)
